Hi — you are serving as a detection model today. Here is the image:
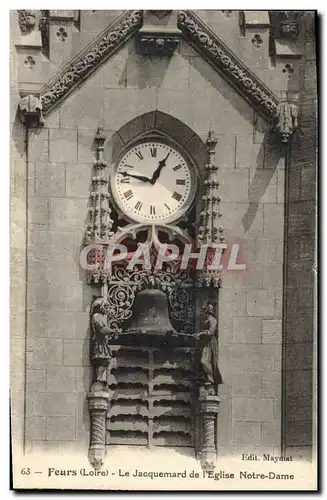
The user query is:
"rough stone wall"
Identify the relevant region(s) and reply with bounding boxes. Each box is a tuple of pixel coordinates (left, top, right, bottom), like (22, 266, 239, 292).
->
(282, 12, 317, 460)
(11, 10, 314, 457)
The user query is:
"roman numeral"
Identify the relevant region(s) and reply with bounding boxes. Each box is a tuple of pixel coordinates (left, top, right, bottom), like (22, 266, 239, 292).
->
(120, 177, 130, 183)
(173, 164, 182, 172)
(150, 205, 156, 215)
(135, 201, 143, 211)
(123, 189, 133, 200)
(135, 151, 144, 160)
(172, 191, 182, 202)
(150, 147, 157, 157)
(124, 164, 134, 169)
(164, 203, 171, 211)
(176, 179, 186, 185)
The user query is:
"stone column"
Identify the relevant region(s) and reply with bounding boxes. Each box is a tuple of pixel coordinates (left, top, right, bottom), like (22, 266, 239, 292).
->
(87, 390, 110, 470)
(199, 395, 220, 471)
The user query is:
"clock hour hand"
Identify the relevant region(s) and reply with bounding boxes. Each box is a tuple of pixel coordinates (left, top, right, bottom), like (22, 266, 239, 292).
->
(150, 151, 171, 185)
(121, 171, 151, 183)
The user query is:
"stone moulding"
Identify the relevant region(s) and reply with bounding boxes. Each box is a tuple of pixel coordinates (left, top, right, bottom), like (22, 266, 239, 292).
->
(18, 9, 298, 142)
(136, 26, 182, 56)
(39, 10, 142, 115)
(177, 10, 279, 122)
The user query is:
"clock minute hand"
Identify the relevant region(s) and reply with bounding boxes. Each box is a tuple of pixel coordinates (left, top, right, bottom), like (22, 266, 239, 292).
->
(150, 151, 171, 185)
(121, 172, 151, 183)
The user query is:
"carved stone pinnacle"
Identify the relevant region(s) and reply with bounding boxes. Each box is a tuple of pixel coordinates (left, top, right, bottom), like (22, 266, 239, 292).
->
(206, 128, 218, 149)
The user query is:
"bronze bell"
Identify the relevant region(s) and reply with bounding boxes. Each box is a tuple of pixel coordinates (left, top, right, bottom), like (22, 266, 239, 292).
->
(125, 289, 177, 335)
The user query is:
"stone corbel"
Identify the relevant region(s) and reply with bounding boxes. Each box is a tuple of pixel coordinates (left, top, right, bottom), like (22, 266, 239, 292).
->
(149, 10, 172, 19)
(273, 101, 299, 144)
(18, 95, 44, 127)
(136, 26, 182, 56)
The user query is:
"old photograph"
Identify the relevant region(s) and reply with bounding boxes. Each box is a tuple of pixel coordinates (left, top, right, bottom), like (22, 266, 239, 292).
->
(10, 9, 318, 490)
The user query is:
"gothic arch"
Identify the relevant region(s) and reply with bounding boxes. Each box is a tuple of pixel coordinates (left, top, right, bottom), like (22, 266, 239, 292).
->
(109, 110, 208, 179)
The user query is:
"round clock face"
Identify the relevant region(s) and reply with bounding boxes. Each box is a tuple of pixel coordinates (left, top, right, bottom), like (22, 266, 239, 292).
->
(110, 140, 197, 224)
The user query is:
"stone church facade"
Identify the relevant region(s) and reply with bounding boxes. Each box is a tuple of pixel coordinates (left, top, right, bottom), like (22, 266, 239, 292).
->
(10, 10, 317, 468)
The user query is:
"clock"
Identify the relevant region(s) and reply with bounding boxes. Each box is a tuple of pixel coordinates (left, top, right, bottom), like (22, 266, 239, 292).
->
(110, 140, 197, 224)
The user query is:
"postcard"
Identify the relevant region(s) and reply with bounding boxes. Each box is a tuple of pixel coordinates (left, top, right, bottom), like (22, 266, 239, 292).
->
(10, 9, 318, 491)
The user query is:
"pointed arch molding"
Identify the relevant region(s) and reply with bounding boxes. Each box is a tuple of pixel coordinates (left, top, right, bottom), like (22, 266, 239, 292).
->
(40, 10, 143, 115)
(177, 11, 279, 121)
(19, 9, 288, 127)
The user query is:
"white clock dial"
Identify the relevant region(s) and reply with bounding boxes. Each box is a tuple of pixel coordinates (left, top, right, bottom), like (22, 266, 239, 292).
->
(111, 141, 197, 223)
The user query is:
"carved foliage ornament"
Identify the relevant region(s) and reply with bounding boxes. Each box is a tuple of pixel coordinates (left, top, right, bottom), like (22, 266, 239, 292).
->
(19, 95, 44, 128)
(177, 10, 279, 121)
(137, 34, 180, 56)
(39, 10, 142, 114)
(18, 10, 37, 33)
(273, 101, 299, 144)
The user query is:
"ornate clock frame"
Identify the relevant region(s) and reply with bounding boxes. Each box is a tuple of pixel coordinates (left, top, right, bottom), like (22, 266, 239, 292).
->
(84, 123, 224, 472)
(109, 133, 199, 226)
